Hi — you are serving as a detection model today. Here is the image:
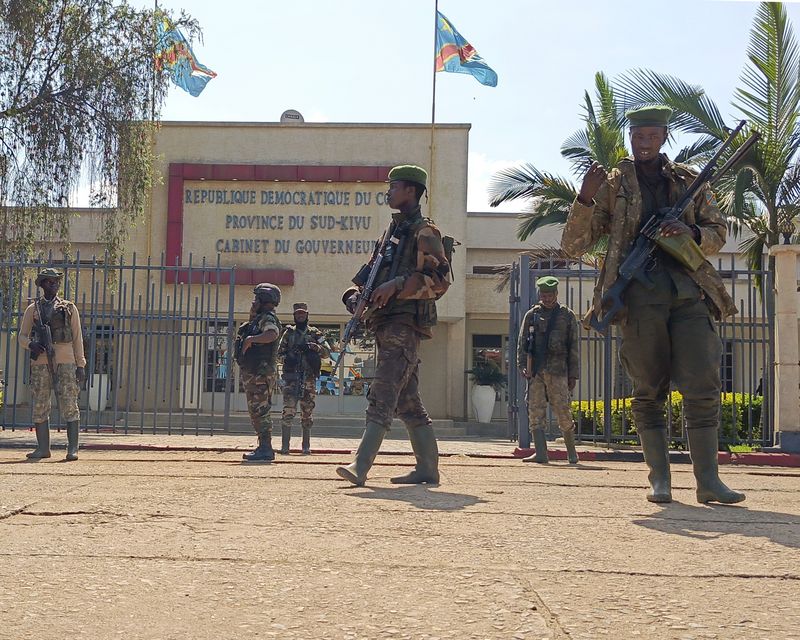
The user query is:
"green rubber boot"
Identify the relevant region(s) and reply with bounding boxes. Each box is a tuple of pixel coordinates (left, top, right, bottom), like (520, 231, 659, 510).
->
(638, 428, 672, 503)
(26, 421, 51, 459)
(65, 420, 80, 461)
(522, 429, 549, 463)
(562, 429, 579, 464)
(336, 421, 386, 486)
(391, 423, 440, 484)
(301, 426, 311, 455)
(280, 424, 292, 455)
(687, 427, 745, 504)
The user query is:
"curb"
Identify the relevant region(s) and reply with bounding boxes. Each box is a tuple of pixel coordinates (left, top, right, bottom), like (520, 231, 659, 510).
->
(513, 447, 800, 467)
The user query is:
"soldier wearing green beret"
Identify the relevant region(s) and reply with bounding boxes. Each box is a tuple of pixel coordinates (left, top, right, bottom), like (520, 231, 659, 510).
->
(562, 105, 745, 504)
(277, 302, 330, 455)
(516, 276, 580, 464)
(336, 164, 452, 486)
(18, 268, 86, 461)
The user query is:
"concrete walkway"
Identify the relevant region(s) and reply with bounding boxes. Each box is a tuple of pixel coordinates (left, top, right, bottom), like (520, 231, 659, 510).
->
(1, 443, 798, 639)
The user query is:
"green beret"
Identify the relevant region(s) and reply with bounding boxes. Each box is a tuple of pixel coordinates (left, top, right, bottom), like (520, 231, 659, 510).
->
(35, 267, 63, 287)
(293, 302, 308, 311)
(388, 165, 428, 188)
(626, 105, 672, 128)
(536, 275, 559, 291)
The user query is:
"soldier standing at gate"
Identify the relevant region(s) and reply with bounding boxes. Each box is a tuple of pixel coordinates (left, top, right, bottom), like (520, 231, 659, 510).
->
(18, 268, 86, 461)
(277, 302, 330, 455)
(517, 276, 580, 464)
(234, 283, 282, 462)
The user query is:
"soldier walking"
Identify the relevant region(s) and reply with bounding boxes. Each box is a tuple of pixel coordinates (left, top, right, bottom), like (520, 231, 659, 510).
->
(277, 302, 330, 455)
(562, 105, 745, 504)
(18, 268, 86, 461)
(235, 283, 282, 462)
(336, 165, 451, 486)
(517, 276, 580, 464)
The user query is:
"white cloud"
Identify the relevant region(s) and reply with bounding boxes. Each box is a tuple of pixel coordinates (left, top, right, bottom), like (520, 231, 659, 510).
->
(467, 151, 526, 214)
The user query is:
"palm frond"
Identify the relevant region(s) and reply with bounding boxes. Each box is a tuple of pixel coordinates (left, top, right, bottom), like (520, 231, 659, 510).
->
(674, 135, 720, 164)
(614, 69, 728, 138)
(488, 163, 546, 206)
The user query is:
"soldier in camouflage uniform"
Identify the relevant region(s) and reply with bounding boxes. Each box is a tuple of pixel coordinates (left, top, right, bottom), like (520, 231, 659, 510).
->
(517, 276, 580, 464)
(18, 268, 86, 461)
(336, 165, 451, 486)
(561, 105, 744, 504)
(277, 302, 331, 455)
(235, 283, 282, 462)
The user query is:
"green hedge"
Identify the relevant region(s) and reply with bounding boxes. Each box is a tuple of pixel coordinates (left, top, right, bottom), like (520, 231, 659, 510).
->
(572, 391, 763, 442)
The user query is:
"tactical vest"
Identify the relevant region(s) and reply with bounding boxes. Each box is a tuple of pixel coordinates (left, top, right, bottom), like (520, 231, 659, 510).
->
(373, 217, 439, 330)
(44, 299, 74, 343)
(235, 311, 280, 374)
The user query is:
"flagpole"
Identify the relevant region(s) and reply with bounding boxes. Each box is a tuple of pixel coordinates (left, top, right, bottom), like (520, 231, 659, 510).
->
(428, 0, 439, 217)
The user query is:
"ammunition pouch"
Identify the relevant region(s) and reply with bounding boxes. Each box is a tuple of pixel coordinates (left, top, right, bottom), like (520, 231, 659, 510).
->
(655, 233, 705, 272)
(415, 299, 438, 330)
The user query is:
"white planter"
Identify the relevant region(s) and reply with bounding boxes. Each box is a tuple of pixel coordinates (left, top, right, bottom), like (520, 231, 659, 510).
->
(471, 384, 497, 423)
(88, 373, 109, 412)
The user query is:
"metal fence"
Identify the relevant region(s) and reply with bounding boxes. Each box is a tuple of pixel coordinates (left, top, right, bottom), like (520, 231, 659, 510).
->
(1, 253, 237, 434)
(508, 253, 774, 448)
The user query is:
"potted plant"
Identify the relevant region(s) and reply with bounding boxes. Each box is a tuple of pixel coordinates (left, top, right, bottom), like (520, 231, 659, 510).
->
(467, 361, 507, 423)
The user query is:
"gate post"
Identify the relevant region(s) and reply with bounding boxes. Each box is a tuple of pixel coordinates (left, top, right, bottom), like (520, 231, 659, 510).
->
(516, 254, 532, 449)
(768, 244, 800, 452)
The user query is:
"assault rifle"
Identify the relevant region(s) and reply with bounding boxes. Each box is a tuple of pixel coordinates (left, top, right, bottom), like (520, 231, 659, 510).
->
(589, 120, 760, 333)
(333, 220, 399, 367)
(32, 297, 61, 414)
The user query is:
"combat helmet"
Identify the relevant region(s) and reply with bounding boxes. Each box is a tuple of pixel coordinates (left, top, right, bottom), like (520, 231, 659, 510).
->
(253, 282, 281, 305)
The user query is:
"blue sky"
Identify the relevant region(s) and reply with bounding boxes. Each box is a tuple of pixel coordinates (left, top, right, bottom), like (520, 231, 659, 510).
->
(148, 0, 800, 212)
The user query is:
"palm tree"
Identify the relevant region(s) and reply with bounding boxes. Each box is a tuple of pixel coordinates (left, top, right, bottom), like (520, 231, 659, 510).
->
(488, 72, 628, 243)
(615, 2, 800, 276)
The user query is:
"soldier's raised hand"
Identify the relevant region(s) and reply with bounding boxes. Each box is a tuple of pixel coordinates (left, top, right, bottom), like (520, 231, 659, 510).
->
(577, 162, 607, 206)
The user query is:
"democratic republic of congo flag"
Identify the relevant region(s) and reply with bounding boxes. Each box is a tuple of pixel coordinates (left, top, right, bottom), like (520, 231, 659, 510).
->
(435, 11, 498, 87)
(155, 14, 217, 97)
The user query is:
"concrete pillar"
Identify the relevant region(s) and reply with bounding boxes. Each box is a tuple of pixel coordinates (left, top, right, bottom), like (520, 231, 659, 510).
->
(769, 245, 800, 452)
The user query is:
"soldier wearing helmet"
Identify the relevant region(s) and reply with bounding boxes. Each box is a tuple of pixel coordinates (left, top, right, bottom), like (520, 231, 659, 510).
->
(235, 283, 282, 461)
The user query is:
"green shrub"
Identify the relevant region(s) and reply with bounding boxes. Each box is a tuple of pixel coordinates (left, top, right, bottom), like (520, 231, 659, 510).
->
(571, 391, 763, 442)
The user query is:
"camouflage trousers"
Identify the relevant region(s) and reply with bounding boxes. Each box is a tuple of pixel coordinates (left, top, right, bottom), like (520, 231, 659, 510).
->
(30, 363, 81, 423)
(239, 369, 275, 435)
(281, 377, 316, 428)
(527, 372, 574, 434)
(365, 322, 431, 430)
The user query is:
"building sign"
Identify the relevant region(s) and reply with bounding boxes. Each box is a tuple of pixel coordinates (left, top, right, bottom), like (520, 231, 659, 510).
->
(182, 180, 387, 262)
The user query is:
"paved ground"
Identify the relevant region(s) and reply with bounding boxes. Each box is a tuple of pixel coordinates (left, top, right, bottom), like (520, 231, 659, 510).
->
(1, 437, 799, 640)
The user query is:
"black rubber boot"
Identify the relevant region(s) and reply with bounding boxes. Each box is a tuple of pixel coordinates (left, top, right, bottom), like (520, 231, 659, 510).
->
(301, 427, 311, 455)
(522, 429, 549, 463)
(562, 429, 579, 465)
(65, 420, 80, 461)
(26, 421, 51, 459)
(242, 431, 275, 462)
(336, 421, 386, 486)
(280, 424, 291, 455)
(687, 427, 745, 504)
(638, 428, 672, 503)
(390, 423, 440, 484)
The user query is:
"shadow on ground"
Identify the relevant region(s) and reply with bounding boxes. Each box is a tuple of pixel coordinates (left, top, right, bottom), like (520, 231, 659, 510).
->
(341, 485, 488, 511)
(634, 502, 800, 549)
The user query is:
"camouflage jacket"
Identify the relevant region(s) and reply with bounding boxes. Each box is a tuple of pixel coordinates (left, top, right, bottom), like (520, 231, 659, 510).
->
(362, 207, 452, 338)
(277, 324, 331, 372)
(561, 154, 737, 327)
(516, 303, 580, 379)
